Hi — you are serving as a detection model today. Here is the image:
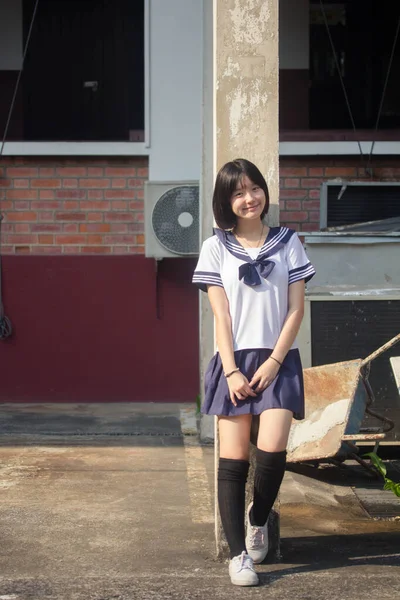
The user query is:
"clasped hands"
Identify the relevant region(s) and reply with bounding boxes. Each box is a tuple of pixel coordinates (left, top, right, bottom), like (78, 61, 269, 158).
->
(227, 358, 280, 407)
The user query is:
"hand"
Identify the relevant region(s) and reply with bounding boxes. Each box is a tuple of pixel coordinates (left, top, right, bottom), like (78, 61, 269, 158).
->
(249, 358, 280, 393)
(227, 371, 257, 406)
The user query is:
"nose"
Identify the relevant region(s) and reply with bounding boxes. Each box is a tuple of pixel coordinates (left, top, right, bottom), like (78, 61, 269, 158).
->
(244, 189, 257, 204)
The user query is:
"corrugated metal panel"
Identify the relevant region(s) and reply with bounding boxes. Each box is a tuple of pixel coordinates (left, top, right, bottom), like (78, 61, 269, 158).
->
(327, 185, 400, 227)
(311, 300, 400, 441)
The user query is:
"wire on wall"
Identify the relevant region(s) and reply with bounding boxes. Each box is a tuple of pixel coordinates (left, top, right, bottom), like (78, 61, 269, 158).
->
(0, 215, 12, 340)
(0, 0, 40, 339)
(320, 0, 400, 178)
(0, 0, 40, 157)
(367, 14, 400, 171)
(319, 0, 366, 167)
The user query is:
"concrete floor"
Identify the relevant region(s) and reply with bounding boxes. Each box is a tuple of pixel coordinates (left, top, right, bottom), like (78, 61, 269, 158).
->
(0, 403, 399, 600)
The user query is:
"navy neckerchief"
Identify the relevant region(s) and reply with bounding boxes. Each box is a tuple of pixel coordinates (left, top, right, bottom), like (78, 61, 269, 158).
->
(213, 226, 294, 287)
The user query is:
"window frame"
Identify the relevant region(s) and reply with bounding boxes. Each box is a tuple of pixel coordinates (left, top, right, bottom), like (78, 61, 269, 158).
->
(1, 0, 150, 156)
(279, 141, 400, 157)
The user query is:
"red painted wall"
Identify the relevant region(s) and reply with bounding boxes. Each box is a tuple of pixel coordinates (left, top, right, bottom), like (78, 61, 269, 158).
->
(3, 156, 400, 403)
(0, 255, 199, 402)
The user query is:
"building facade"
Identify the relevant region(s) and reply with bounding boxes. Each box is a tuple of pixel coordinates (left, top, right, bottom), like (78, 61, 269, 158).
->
(0, 0, 399, 402)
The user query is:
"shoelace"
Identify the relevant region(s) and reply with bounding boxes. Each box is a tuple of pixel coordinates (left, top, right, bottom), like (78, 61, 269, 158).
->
(249, 526, 265, 548)
(237, 551, 255, 572)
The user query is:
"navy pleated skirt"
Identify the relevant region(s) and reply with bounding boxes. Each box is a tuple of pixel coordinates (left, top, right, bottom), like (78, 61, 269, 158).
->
(202, 348, 305, 419)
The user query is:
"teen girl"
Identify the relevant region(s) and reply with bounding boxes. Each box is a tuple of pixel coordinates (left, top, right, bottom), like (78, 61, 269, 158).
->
(193, 159, 315, 586)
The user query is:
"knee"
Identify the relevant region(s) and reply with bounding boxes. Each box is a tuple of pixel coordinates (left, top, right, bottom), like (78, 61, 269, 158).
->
(257, 441, 287, 453)
(219, 434, 250, 461)
(219, 448, 250, 461)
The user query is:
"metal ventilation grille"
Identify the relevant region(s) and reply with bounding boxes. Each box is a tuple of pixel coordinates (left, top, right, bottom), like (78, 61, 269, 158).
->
(311, 299, 400, 441)
(327, 185, 400, 227)
(152, 186, 199, 255)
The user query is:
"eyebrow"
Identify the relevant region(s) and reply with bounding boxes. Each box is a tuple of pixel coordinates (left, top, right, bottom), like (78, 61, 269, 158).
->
(235, 178, 246, 191)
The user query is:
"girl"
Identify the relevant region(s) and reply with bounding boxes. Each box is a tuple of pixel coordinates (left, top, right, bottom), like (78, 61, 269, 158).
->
(193, 159, 315, 587)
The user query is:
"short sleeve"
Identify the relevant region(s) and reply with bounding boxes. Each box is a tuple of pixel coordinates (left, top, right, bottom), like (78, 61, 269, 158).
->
(286, 232, 316, 285)
(192, 236, 224, 292)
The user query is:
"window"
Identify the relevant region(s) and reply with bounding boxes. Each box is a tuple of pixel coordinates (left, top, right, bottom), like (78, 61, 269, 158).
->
(310, 1, 400, 130)
(1, 0, 144, 142)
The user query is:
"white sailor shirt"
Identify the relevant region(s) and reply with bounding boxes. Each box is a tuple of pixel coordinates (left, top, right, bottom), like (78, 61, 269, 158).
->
(192, 227, 315, 352)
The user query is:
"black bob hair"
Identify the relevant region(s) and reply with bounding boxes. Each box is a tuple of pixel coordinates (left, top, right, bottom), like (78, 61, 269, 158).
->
(212, 158, 270, 230)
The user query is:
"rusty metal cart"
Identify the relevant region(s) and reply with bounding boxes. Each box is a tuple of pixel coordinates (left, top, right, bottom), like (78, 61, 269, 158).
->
(285, 334, 400, 470)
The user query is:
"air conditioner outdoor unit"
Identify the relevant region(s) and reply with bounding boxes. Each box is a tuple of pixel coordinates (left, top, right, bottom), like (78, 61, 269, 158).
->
(144, 181, 199, 259)
(320, 180, 400, 229)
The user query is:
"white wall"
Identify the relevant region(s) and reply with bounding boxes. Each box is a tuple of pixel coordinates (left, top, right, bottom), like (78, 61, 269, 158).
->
(279, 0, 309, 69)
(148, 0, 310, 180)
(0, 0, 23, 70)
(148, 0, 202, 181)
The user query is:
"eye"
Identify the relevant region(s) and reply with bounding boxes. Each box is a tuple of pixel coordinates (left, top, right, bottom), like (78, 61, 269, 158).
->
(234, 191, 243, 197)
(253, 186, 260, 191)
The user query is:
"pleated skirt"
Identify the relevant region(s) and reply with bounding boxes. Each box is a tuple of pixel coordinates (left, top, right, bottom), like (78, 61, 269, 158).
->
(202, 348, 304, 420)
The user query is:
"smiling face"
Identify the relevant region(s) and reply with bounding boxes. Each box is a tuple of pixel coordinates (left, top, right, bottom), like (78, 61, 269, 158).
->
(230, 175, 267, 223)
(212, 159, 270, 230)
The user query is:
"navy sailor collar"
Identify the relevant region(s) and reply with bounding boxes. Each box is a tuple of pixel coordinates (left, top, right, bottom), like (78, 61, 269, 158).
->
(213, 226, 294, 287)
(213, 226, 294, 262)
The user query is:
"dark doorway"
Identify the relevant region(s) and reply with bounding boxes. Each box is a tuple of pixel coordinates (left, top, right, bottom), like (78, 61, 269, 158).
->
(22, 0, 144, 141)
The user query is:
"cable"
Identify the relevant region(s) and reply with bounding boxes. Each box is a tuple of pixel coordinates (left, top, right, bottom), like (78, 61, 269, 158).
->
(367, 14, 400, 171)
(319, 0, 366, 166)
(0, 1, 40, 339)
(0, 0, 40, 157)
(0, 215, 12, 340)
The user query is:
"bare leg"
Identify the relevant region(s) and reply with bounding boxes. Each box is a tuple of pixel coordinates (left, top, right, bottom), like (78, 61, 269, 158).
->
(257, 408, 293, 452)
(219, 414, 252, 459)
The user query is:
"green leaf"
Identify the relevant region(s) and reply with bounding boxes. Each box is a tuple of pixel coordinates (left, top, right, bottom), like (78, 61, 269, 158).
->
(195, 394, 201, 415)
(363, 451, 400, 499)
(384, 478, 400, 498)
(363, 452, 387, 477)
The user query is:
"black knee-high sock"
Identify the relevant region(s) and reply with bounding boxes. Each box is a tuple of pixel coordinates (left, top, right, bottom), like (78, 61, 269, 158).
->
(251, 449, 287, 527)
(218, 458, 249, 559)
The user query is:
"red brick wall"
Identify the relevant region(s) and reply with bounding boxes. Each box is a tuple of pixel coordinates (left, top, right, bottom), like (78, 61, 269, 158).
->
(3, 155, 400, 252)
(0, 157, 148, 255)
(279, 156, 400, 231)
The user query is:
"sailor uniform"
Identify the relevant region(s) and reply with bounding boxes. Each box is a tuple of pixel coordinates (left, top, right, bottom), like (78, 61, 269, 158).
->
(193, 227, 315, 418)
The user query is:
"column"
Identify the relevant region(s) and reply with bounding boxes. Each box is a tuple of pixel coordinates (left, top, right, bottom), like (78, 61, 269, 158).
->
(200, 0, 280, 557)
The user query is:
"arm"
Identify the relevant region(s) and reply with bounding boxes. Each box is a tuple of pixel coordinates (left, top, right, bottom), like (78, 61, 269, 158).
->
(270, 279, 305, 363)
(207, 285, 257, 406)
(249, 280, 305, 392)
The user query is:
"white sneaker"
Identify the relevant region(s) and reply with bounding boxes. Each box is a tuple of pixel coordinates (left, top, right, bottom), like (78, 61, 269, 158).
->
(245, 503, 269, 564)
(228, 551, 259, 586)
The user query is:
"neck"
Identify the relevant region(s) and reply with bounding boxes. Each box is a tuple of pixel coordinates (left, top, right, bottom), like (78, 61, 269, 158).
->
(234, 219, 264, 237)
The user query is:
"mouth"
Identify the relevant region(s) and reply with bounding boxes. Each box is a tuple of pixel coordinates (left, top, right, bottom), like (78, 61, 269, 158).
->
(245, 204, 260, 212)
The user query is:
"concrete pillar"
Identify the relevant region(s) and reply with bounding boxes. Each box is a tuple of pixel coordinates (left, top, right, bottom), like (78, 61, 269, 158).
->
(200, 0, 280, 558)
(199, 0, 216, 446)
(215, 0, 280, 225)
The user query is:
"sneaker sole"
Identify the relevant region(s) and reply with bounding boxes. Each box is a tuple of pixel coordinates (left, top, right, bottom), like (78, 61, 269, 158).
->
(230, 576, 259, 587)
